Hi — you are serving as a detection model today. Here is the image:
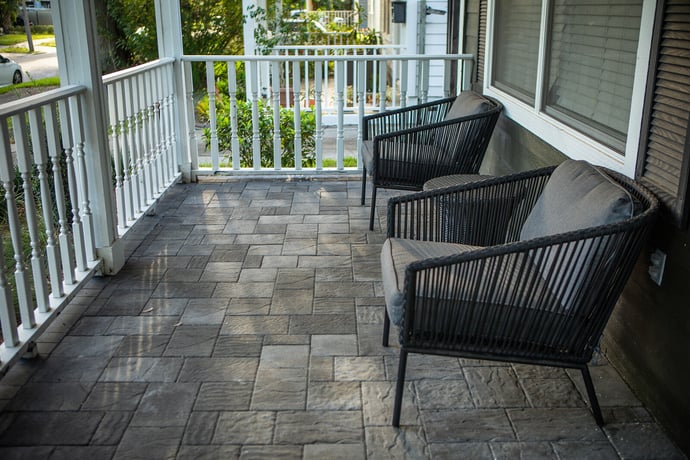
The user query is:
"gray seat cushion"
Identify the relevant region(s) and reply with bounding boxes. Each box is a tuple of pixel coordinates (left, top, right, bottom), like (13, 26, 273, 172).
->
(381, 238, 558, 327)
(444, 92, 493, 121)
(381, 238, 478, 326)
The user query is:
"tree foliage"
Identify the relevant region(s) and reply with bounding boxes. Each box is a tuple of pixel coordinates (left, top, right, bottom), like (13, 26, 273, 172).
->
(97, 0, 245, 73)
(0, 0, 21, 32)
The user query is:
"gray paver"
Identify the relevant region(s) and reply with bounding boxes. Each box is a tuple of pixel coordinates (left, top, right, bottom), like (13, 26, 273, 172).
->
(0, 178, 681, 460)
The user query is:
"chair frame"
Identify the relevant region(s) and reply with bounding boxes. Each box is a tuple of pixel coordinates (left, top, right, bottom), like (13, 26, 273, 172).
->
(361, 94, 503, 230)
(381, 166, 659, 427)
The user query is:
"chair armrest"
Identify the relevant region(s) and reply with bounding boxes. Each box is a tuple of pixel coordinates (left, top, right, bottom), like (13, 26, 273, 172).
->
(387, 167, 553, 246)
(363, 97, 456, 140)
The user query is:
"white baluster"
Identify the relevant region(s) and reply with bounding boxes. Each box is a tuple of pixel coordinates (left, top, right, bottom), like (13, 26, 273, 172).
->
(45, 103, 76, 285)
(57, 99, 87, 273)
(357, 61, 366, 169)
(184, 61, 198, 172)
(107, 83, 127, 230)
(151, 67, 163, 192)
(271, 61, 281, 170)
(292, 60, 302, 170)
(0, 120, 34, 327)
(69, 97, 97, 262)
(249, 60, 261, 170)
(165, 62, 177, 181)
(401, 59, 409, 108)
(0, 231, 19, 347)
(379, 59, 387, 112)
(13, 114, 50, 313)
(136, 73, 152, 205)
(143, 72, 157, 197)
(160, 64, 172, 184)
(124, 77, 142, 214)
(314, 62, 323, 170)
(335, 59, 345, 170)
(227, 63, 240, 170)
(28, 108, 64, 299)
(115, 80, 134, 224)
(206, 61, 219, 172)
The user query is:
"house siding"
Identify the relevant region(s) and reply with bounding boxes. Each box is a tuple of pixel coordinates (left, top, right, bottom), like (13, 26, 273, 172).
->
(474, 0, 690, 455)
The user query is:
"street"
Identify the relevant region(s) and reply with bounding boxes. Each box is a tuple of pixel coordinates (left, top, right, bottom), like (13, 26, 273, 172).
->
(4, 40, 58, 81)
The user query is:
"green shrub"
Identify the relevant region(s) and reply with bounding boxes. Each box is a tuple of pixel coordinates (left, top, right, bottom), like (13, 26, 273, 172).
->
(198, 93, 317, 169)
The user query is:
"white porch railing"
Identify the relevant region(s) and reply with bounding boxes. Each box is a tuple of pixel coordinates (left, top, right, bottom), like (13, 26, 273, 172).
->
(102, 58, 181, 234)
(182, 52, 473, 176)
(0, 86, 101, 372)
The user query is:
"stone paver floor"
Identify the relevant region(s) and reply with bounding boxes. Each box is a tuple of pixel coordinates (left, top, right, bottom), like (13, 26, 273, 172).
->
(0, 178, 685, 459)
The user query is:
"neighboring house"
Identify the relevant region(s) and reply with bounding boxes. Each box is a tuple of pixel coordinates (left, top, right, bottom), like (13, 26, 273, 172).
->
(368, 0, 451, 101)
(17, 0, 52, 26)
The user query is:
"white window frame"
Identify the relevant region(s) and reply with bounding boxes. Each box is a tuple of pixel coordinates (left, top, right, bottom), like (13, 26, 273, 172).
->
(483, 0, 656, 177)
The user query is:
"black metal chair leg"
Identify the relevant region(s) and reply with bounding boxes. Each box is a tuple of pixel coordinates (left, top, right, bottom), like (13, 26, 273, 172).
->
(392, 350, 408, 427)
(361, 168, 367, 205)
(369, 186, 377, 230)
(382, 309, 390, 347)
(581, 366, 605, 426)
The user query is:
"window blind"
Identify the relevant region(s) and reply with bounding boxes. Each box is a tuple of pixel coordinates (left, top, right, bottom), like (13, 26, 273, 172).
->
(545, 0, 643, 152)
(492, 0, 541, 103)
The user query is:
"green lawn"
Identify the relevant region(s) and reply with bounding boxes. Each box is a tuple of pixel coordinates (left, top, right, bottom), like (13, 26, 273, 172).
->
(0, 34, 54, 46)
(0, 76, 60, 95)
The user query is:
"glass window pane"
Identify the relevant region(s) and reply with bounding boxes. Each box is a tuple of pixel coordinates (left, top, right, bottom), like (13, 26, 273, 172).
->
(492, 0, 542, 103)
(545, 1, 643, 152)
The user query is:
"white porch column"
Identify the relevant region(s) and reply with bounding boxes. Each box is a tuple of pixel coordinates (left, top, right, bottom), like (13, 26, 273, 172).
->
(154, 0, 193, 180)
(53, 0, 124, 274)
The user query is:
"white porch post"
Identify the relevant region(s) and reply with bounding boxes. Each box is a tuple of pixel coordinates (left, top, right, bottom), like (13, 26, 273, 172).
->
(52, 0, 124, 274)
(154, 0, 192, 181)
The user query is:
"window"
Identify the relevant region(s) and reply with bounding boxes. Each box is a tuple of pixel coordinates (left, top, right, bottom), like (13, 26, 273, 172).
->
(485, 0, 655, 175)
(492, 0, 541, 103)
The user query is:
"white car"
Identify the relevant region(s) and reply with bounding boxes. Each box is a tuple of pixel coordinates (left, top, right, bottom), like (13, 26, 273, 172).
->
(0, 55, 23, 85)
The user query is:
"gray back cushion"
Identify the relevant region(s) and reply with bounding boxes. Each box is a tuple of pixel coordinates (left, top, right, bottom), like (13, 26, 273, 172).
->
(520, 159, 634, 309)
(444, 92, 493, 121)
(520, 160, 634, 240)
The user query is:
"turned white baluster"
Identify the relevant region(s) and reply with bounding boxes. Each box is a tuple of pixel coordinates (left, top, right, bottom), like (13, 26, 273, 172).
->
(57, 98, 87, 272)
(45, 103, 76, 285)
(0, 120, 34, 327)
(335, 60, 345, 170)
(107, 82, 127, 229)
(206, 61, 219, 173)
(249, 60, 261, 169)
(0, 231, 19, 347)
(28, 108, 64, 299)
(271, 61, 281, 169)
(13, 114, 50, 313)
(314, 63, 323, 170)
(227, 63, 240, 170)
(69, 96, 97, 262)
(292, 60, 302, 170)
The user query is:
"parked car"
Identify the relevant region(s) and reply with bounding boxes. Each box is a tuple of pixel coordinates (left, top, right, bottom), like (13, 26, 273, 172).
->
(0, 55, 23, 85)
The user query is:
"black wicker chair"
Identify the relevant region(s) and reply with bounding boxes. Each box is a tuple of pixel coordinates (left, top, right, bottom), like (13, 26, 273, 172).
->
(380, 160, 659, 427)
(361, 92, 503, 230)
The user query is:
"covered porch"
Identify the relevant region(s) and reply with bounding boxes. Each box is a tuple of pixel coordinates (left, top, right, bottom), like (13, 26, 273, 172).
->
(0, 0, 686, 458)
(0, 177, 682, 458)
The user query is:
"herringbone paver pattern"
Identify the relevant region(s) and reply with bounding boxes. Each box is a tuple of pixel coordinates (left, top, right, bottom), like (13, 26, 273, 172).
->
(0, 178, 684, 459)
